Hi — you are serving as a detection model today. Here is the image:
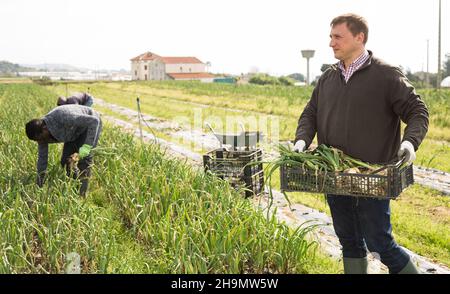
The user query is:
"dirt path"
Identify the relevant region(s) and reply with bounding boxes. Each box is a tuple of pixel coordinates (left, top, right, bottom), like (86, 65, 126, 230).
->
(96, 99, 450, 274)
(95, 85, 280, 117)
(414, 166, 450, 195)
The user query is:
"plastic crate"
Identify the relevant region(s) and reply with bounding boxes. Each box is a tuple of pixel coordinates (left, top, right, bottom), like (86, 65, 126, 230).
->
(280, 161, 414, 199)
(203, 148, 264, 197)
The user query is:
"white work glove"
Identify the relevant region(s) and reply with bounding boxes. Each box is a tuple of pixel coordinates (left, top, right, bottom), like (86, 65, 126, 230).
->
(397, 140, 416, 164)
(293, 140, 306, 152)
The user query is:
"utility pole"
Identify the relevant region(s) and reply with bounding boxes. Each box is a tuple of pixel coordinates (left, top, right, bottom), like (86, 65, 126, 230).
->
(136, 96, 143, 143)
(437, 0, 442, 88)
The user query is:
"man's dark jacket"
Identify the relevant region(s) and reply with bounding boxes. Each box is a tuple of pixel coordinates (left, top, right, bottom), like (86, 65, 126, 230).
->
(295, 51, 429, 164)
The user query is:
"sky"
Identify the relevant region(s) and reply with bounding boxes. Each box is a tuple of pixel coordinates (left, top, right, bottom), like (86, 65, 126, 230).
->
(1, 0, 449, 78)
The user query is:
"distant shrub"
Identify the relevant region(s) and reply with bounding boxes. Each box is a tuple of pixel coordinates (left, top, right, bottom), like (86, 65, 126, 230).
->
(249, 74, 295, 86)
(278, 76, 296, 86)
(249, 73, 279, 85)
(32, 76, 53, 85)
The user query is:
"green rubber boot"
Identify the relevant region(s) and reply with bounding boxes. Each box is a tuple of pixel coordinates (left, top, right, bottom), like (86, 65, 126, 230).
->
(343, 257, 369, 274)
(397, 259, 420, 274)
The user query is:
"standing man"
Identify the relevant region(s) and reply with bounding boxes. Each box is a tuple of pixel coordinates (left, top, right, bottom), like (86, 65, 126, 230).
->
(25, 104, 102, 196)
(294, 14, 428, 274)
(57, 92, 94, 107)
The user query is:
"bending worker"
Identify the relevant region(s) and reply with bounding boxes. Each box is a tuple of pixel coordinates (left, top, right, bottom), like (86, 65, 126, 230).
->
(294, 14, 428, 274)
(57, 92, 94, 107)
(25, 104, 102, 196)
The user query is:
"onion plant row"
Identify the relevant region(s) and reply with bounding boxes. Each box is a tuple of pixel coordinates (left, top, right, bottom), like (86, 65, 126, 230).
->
(0, 83, 320, 273)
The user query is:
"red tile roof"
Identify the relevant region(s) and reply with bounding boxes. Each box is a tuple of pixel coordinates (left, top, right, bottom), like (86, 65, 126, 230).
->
(131, 52, 204, 64)
(130, 52, 161, 61)
(160, 57, 204, 64)
(167, 73, 215, 80)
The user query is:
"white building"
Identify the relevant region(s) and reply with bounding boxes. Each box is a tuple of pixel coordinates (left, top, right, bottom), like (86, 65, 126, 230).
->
(441, 76, 450, 88)
(18, 71, 131, 81)
(130, 52, 214, 82)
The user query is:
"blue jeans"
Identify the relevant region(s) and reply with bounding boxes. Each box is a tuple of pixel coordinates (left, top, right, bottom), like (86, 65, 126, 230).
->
(326, 194, 411, 273)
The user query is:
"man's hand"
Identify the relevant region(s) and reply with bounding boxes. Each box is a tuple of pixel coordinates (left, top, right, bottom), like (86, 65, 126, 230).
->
(79, 144, 93, 159)
(293, 140, 306, 152)
(397, 141, 416, 164)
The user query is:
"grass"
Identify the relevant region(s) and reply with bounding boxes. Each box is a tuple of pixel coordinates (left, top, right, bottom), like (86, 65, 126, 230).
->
(415, 139, 450, 169)
(45, 81, 450, 268)
(0, 83, 343, 273)
(46, 81, 450, 172)
(0, 84, 153, 273)
(0, 77, 32, 84)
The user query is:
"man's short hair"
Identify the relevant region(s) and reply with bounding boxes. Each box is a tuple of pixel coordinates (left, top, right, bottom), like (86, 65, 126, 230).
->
(25, 119, 44, 141)
(330, 13, 369, 44)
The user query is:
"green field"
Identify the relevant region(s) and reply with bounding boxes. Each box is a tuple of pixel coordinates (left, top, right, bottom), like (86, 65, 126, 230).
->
(48, 81, 450, 172)
(46, 81, 450, 268)
(2, 81, 449, 273)
(0, 83, 343, 273)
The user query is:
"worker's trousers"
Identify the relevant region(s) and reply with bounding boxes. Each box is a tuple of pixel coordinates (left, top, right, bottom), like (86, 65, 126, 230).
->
(326, 194, 411, 273)
(60, 120, 102, 196)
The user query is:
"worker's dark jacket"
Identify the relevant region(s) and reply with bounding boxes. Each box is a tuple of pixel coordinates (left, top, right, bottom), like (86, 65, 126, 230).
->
(61, 93, 93, 106)
(295, 51, 429, 164)
(37, 105, 102, 184)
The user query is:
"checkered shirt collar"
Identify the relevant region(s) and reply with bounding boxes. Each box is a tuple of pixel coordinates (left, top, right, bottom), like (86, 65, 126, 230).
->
(338, 50, 370, 83)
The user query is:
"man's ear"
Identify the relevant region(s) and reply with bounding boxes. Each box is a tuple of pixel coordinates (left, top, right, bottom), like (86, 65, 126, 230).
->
(357, 32, 365, 44)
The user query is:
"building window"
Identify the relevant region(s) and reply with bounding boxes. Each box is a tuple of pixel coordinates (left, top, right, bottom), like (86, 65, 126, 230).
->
(135, 70, 137, 76)
(145, 74, 148, 80)
(189, 68, 192, 72)
(180, 67, 183, 72)
(144, 65, 148, 70)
